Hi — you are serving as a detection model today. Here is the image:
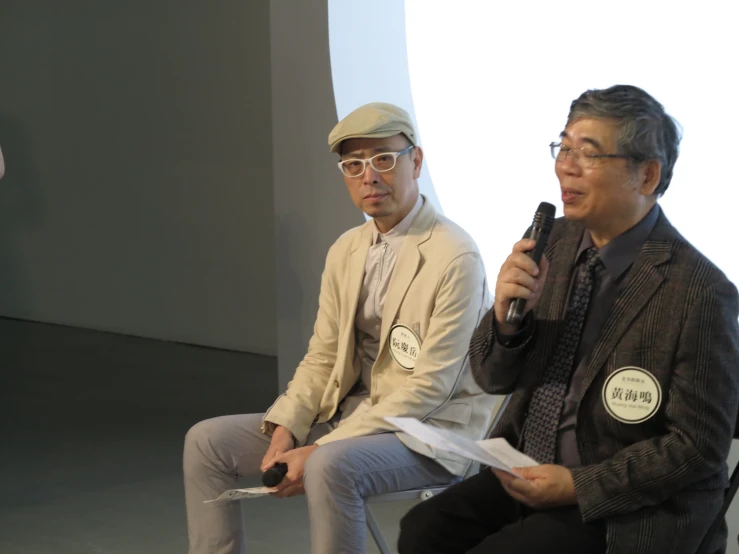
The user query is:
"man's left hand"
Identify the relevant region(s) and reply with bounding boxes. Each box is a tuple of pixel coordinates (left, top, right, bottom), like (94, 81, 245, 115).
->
(270, 444, 320, 498)
(492, 464, 577, 510)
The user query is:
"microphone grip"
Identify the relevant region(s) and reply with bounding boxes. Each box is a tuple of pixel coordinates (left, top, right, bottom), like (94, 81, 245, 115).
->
(261, 462, 288, 487)
(505, 298, 527, 327)
(505, 227, 548, 326)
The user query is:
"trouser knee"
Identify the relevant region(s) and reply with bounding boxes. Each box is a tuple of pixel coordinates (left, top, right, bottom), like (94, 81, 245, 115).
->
(303, 444, 356, 496)
(183, 418, 231, 477)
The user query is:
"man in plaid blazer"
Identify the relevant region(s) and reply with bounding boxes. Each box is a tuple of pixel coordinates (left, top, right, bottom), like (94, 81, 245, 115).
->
(398, 85, 739, 554)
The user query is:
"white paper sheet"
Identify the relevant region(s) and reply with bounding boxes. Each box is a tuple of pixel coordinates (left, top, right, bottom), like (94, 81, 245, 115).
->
(205, 486, 276, 503)
(385, 416, 538, 476)
(477, 438, 539, 469)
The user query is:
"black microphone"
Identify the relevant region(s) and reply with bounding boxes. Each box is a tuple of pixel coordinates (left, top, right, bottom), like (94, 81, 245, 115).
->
(505, 202, 556, 326)
(261, 462, 288, 487)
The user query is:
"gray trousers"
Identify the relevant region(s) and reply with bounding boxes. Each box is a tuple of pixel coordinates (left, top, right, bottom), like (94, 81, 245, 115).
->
(183, 413, 454, 554)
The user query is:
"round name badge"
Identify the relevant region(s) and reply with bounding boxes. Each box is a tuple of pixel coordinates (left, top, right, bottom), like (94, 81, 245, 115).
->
(602, 366, 662, 424)
(389, 324, 422, 370)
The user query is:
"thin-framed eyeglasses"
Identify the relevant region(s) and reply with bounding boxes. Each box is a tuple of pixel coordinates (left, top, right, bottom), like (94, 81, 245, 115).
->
(550, 142, 635, 169)
(338, 145, 414, 178)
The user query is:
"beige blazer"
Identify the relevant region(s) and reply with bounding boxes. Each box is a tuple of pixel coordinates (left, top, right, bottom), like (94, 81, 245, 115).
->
(263, 198, 496, 475)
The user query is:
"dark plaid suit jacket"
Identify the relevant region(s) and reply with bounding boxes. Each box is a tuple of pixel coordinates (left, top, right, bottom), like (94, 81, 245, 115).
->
(470, 208, 739, 554)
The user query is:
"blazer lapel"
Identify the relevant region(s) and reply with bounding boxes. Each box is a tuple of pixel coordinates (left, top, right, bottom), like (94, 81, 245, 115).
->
(377, 200, 435, 353)
(579, 214, 676, 394)
(344, 222, 373, 330)
(527, 223, 583, 375)
(544, 223, 583, 322)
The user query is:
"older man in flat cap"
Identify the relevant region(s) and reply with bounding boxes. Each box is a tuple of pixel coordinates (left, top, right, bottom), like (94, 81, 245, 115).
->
(183, 102, 496, 554)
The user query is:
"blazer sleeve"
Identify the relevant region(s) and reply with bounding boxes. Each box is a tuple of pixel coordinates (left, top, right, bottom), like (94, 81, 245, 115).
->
(262, 245, 342, 444)
(572, 276, 739, 522)
(469, 308, 534, 394)
(314, 252, 488, 445)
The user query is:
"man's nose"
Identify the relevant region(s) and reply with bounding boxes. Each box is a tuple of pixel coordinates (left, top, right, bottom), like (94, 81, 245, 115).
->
(362, 162, 380, 185)
(559, 151, 581, 175)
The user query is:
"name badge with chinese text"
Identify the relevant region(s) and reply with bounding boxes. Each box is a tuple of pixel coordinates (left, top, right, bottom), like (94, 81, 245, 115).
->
(602, 366, 662, 424)
(389, 324, 421, 370)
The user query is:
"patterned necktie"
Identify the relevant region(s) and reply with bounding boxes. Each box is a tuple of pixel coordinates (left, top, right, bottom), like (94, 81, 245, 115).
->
(522, 247, 602, 464)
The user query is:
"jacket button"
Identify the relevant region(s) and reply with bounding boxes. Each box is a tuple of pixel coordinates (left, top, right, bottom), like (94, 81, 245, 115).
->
(334, 380, 340, 388)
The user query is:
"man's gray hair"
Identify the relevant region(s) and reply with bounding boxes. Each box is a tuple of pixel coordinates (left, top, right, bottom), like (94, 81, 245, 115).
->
(566, 85, 681, 196)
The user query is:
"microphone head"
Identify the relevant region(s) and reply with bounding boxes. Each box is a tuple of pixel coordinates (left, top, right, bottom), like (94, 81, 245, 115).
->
(537, 202, 556, 218)
(532, 202, 556, 232)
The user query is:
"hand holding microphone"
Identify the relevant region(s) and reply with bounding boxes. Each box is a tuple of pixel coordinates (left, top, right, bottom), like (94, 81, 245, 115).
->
(495, 202, 555, 335)
(262, 462, 288, 487)
(261, 442, 320, 498)
(260, 425, 294, 488)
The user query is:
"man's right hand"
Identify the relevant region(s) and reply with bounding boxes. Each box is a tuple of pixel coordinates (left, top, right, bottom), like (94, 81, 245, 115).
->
(261, 425, 295, 472)
(494, 238, 550, 336)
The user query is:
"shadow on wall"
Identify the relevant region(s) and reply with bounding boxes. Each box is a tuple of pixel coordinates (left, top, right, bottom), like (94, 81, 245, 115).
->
(0, 114, 43, 309)
(0, 115, 43, 411)
(274, 213, 308, 391)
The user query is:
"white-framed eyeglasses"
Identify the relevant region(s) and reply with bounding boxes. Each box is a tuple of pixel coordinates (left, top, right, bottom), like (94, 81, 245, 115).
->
(337, 145, 414, 178)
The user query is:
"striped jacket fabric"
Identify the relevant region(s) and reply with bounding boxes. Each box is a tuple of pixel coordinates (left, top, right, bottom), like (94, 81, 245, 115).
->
(470, 208, 739, 554)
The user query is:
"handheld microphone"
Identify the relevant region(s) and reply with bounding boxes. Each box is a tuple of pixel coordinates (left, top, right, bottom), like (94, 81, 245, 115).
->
(261, 462, 288, 487)
(505, 202, 556, 326)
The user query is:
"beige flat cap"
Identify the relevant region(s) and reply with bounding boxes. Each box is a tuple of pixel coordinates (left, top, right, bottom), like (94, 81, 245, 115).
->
(328, 102, 418, 153)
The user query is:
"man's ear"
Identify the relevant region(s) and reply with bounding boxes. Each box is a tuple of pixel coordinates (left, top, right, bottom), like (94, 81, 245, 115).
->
(640, 159, 661, 196)
(412, 146, 424, 179)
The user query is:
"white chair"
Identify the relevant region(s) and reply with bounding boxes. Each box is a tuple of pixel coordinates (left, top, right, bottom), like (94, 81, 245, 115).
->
(365, 395, 510, 554)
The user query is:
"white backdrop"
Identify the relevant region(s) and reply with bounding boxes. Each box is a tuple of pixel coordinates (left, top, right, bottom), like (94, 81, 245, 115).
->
(330, 0, 739, 285)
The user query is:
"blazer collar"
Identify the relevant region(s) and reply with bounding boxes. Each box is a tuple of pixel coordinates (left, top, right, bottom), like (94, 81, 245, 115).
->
(580, 207, 677, 393)
(379, 198, 437, 349)
(531, 207, 677, 395)
(344, 196, 437, 357)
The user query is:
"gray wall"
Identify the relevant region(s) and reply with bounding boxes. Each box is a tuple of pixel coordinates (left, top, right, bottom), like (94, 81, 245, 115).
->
(270, 0, 364, 390)
(0, 0, 276, 355)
